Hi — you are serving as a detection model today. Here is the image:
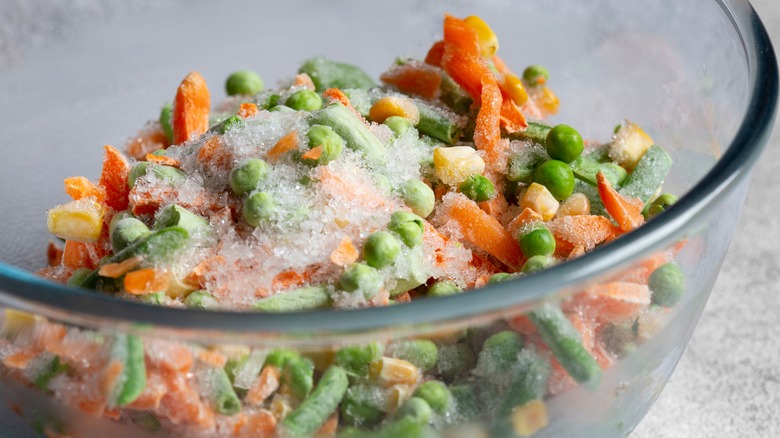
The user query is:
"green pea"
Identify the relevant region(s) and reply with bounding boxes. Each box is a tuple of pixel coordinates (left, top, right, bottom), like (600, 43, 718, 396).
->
(518, 227, 556, 257)
(400, 179, 435, 218)
(230, 158, 268, 196)
(522, 65, 550, 86)
(184, 290, 218, 309)
(427, 281, 462, 297)
(388, 211, 424, 247)
(334, 343, 382, 378)
(459, 174, 495, 203)
(413, 381, 451, 415)
(386, 340, 438, 372)
(546, 124, 584, 163)
(534, 159, 575, 201)
(159, 102, 173, 142)
(522, 255, 555, 274)
(285, 89, 323, 111)
(649, 263, 685, 307)
(338, 263, 382, 298)
(643, 193, 679, 219)
(396, 397, 432, 425)
(225, 70, 264, 96)
(242, 191, 275, 227)
(363, 231, 400, 268)
(110, 217, 151, 252)
(216, 115, 244, 134)
(269, 105, 295, 113)
(384, 116, 414, 137)
(488, 273, 514, 284)
(305, 125, 343, 165)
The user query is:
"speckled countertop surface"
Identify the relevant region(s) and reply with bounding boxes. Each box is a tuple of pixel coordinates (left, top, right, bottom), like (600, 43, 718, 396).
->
(633, 1, 780, 435)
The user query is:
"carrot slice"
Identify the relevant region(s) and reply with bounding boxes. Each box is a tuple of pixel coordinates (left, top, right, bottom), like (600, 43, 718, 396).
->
(237, 102, 259, 118)
(506, 207, 544, 238)
(329, 236, 359, 267)
(380, 62, 442, 100)
(246, 365, 281, 406)
(99, 145, 131, 211)
(64, 177, 106, 203)
(547, 214, 621, 251)
(266, 131, 300, 162)
(317, 413, 339, 437)
(596, 172, 645, 232)
(124, 268, 170, 295)
(441, 43, 491, 102)
(440, 193, 523, 269)
(2, 351, 36, 369)
(301, 145, 324, 162)
(474, 72, 505, 170)
(198, 349, 227, 368)
(424, 40, 446, 67)
(172, 71, 211, 145)
(293, 73, 316, 91)
(576, 282, 651, 323)
(443, 14, 480, 57)
(145, 153, 181, 168)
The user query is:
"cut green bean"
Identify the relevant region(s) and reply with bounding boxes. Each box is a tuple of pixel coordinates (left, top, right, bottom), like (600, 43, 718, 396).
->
(283, 355, 315, 400)
(643, 193, 678, 219)
(450, 384, 479, 423)
(474, 331, 524, 378)
(386, 339, 438, 371)
(280, 365, 349, 437)
(439, 73, 472, 114)
(340, 384, 387, 428)
(110, 217, 151, 253)
(184, 290, 218, 309)
(34, 355, 69, 391)
(109, 334, 146, 407)
(334, 343, 382, 378)
(265, 349, 299, 369)
(159, 102, 173, 142)
(201, 366, 241, 415)
(529, 303, 601, 386)
(497, 349, 551, 416)
(416, 102, 461, 145)
(128, 162, 185, 189)
(509, 121, 552, 145)
(153, 204, 211, 237)
(619, 145, 673, 204)
(254, 285, 331, 312)
(299, 57, 376, 92)
(569, 156, 627, 187)
(311, 103, 385, 166)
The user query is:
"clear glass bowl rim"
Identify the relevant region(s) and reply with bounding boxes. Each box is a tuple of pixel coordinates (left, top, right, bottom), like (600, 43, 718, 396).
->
(0, 0, 776, 337)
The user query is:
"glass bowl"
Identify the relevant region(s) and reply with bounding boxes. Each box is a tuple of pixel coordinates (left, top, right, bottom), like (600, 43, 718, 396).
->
(0, 0, 776, 437)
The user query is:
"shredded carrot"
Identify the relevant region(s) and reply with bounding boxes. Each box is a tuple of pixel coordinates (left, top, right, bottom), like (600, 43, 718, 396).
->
(98, 256, 144, 278)
(266, 131, 300, 162)
(474, 72, 505, 172)
(441, 43, 491, 102)
(443, 14, 481, 57)
(172, 71, 211, 145)
(380, 62, 442, 100)
(596, 172, 645, 232)
(293, 73, 316, 91)
(98, 145, 131, 211)
(301, 145, 324, 161)
(246, 365, 281, 406)
(47, 241, 63, 267)
(123, 268, 170, 295)
(237, 102, 259, 118)
(329, 236, 359, 267)
(64, 176, 106, 203)
(197, 349, 227, 368)
(145, 153, 181, 168)
(499, 96, 529, 133)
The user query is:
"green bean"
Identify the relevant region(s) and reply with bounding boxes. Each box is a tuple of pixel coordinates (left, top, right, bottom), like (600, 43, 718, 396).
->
(283, 355, 315, 400)
(450, 384, 479, 423)
(311, 103, 385, 166)
(509, 121, 552, 145)
(585, 144, 612, 163)
(159, 102, 173, 142)
(416, 102, 461, 145)
(109, 334, 146, 407)
(413, 381, 452, 415)
(110, 217, 151, 252)
(643, 193, 679, 219)
(474, 331, 524, 378)
(439, 73, 473, 114)
(154, 204, 211, 237)
(569, 156, 627, 187)
(280, 365, 349, 437)
(497, 349, 551, 416)
(265, 349, 299, 369)
(128, 162, 186, 189)
(34, 355, 69, 391)
(254, 285, 331, 312)
(386, 339, 438, 372)
(184, 290, 218, 309)
(201, 366, 241, 415)
(341, 89, 373, 117)
(66, 267, 93, 288)
(649, 263, 685, 307)
(436, 343, 475, 382)
(298, 57, 376, 92)
(340, 384, 387, 428)
(338, 263, 382, 298)
(384, 116, 415, 137)
(334, 343, 382, 378)
(529, 303, 601, 386)
(619, 145, 673, 204)
(507, 145, 548, 183)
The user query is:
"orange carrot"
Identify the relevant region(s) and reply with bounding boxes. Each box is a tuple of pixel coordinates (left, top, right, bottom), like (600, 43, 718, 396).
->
(443, 14, 480, 57)
(499, 97, 528, 133)
(237, 102, 259, 118)
(100, 360, 125, 398)
(474, 72, 504, 169)
(576, 282, 651, 323)
(596, 172, 645, 232)
(126, 125, 170, 159)
(548, 214, 621, 252)
(293, 73, 316, 91)
(322, 88, 365, 122)
(478, 195, 508, 220)
(98, 256, 144, 278)
(301, 145, 324, 161)
(245, 365, 281, 406)
(272, 268, 311, 291)
(380, 62, 442, 100)
(197, 136, 232, 169)
(441, 43, 491, 102)
(491, 55, 511, 75)
(506, 207, 544, 238)
(145, 153, 181, 168)
(266, 131, 300, 162)
(47, 242, 63, 267)
(64, 176, 106, 203)
(567, 245, 587, 260)
(197, 349, 227, 368)
(124, 268, 169, 295)
(172, 71, 211, 145)
(424, 40, 446, 67)
(317, 413, 339, 437)
(99, 145, 131, 211)
(441, 194, 523, 269)
(329, 236, 359, 267)
(238, 410, 277, 437)
(62, 240, 102, 270)
(2, 351, 36, 369)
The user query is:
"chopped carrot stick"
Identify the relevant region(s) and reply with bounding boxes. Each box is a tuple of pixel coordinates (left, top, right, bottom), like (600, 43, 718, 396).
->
(499, 97, 528, 133)
(443, 14, 481, 57)
(474, 72, 505, 171)
(506, 207, 544, 238)
(478, 195, 508, 220)
(64, 176, 106, 203)
(246, 365, 281, 406)
(596, 172, 645, 232)
(380, 62, 442, 100)
(238, 409, 277, 436)
(329, 236, 359, 267)
(124, 268, 170, 295)
(47, 241, 63, 267)
(424, 40, 446, 67)
(293, 73, 316, 91)
(567, 245, 587, 260)
(547, 214, 621, 251)
(2, 351, 36, 369)
(100, 360, 125, 398)
(172, 71, 211, 145)
(322, 88, 366, 122)
(441, 43, 492, 102)
(99, 145, 131, 211)
(577, 282, 651, 323)
(317, 412, 339, 437)
(272, 268, 312, 291)
(98, 256, 144, 278)
(301, 145, 324, 161)
(266, 131, 300, 163)
(441, 193, 523, 269)
(197, 136, 232, 169)
(145, 153, 181, 168)
(491, 55, 511, 75)
(197, 349, 227, 368)
(237, 102, 259, 118)
(62, 240, 102, 270)
(126, 124, 170, 159)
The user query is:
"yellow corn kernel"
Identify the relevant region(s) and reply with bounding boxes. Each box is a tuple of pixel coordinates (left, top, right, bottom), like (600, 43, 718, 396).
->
(386, 384, 414, 413)
(464, 16, 499, 57)
(433, 146, 486, 187)
(304, 350, 336, 371)
(370, 357, 420, 386)
(1, 308, 38, 338)
(556, 193, 590, 217)
(47, 199, 105, 243)
(536, 86, 560, 116)
(270, 393, 295, 422)
(503, 73, 529, 106)
(609, 121, 654, 170)
(511, 399, 549, 437)
(368, 96, 421, 125)
(520, 183, 559, 221)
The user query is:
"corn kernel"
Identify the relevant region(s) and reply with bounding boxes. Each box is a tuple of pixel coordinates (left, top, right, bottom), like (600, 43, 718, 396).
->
(370, 357, 420, 386)
(609, 121, 654, 169)
(166, 272, 196, 299)
(368, 96, 420, 125)
(556, 193, 590, 217)
(520, 183, 559, 221)
(47, 199, 105, 243)
(464, 16, 499, 57)
(433, 146, 485, 187)
(503, 73, 529, 106)
(270, 394, 294, 422)
(511, 400, 548, 436)
(386, 384, 414, 413)
(1, 308, 38, 338)
(537, 86, 560, 115)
